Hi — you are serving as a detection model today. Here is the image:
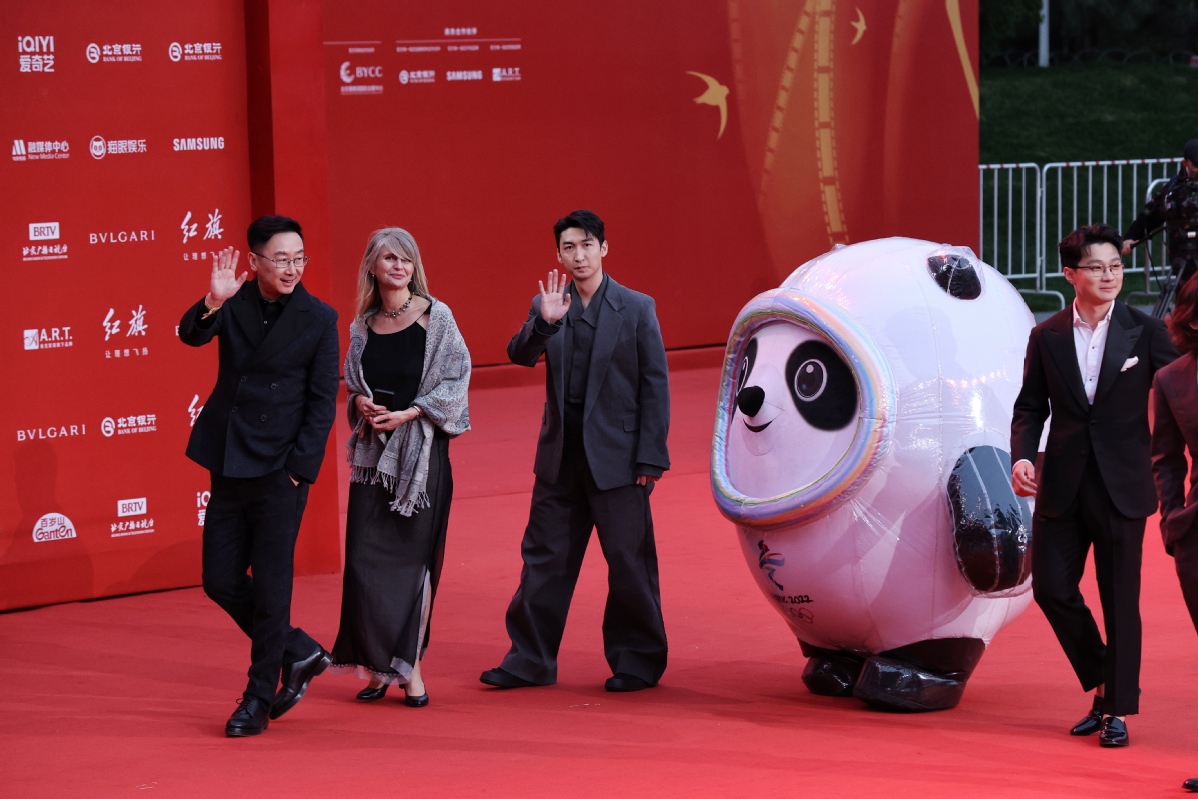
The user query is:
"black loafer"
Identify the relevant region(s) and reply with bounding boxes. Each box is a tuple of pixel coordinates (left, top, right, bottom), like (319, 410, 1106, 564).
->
(1070, 696, 1104, 736)
(1183, 778, 1198, 792)
(356, 684, 389, 702)
(1098, 716, 1129, 747)
(479, 667, 537, 689)
(604, 673, 653, 692)
(404, 690, 429, 708)
(271, 647, 331, 719)
(225, 694, 270, 737)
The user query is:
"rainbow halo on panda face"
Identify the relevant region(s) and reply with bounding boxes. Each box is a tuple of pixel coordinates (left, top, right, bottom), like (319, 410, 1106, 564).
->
(711, 289, 897, 530)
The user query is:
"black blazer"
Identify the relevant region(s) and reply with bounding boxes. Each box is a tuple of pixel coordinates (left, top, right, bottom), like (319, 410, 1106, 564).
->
(179, 280, 340, 483)
(508, 275, 670, 491)
(1151, 353, 1198, 553)
(1011, 301, 1177, 519)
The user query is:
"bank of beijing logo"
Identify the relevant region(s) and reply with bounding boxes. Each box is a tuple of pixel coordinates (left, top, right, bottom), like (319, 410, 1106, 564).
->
(101, 413, 157, 438)
(399, 69, 435, 85)
(169, 42, 182, 62)
(33, 512, 75, 543)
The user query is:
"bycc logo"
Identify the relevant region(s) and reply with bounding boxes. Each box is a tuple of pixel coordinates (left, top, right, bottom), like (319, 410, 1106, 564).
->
(90, 136, 106, 159)
(86, 43, 100, 63)
(340, 61, 353, 84)
(168, 42, 182, 62)
(101, 416, 116, 437)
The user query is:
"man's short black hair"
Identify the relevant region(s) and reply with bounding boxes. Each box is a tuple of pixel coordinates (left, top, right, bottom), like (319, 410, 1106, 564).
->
(1059, 223, 1123, 270)
(1184, 138, 1198, 165)
(247, 215, 303, 251)
(554, 209, 605, 247)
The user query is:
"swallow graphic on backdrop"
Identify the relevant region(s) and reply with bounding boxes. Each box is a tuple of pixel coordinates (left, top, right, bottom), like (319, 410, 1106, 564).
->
(686, 71, 729, 139)
(851, 8, 867, 45)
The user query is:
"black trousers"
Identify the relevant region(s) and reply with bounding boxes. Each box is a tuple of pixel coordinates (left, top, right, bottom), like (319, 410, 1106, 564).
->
(203, 469, 320, 704)
(500, 427, 668, 685)
(1032, 458, 1145, 716)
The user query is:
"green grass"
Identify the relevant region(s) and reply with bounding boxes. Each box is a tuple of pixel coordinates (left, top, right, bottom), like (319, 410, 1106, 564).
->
(980, 63, 1198, 164)
(980, 63, 1198, 311)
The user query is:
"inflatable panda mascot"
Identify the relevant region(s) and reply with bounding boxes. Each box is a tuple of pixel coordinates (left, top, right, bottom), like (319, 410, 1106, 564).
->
(711, 238, 1036, 711)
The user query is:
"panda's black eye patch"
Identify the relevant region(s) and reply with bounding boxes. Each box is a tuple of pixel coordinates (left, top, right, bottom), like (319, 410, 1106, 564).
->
(927, 253, 981, 300)
(736, 337, 758, 394)
(785, 341, 856, 430)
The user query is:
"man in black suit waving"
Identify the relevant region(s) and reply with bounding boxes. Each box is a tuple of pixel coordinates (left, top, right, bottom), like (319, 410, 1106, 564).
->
(180, 215, 340, 736)
(481, 210, 670, 692)
(1011, 223, 1178, 747)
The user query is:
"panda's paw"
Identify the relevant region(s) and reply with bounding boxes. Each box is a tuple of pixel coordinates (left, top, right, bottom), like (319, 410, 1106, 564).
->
(800, 650, 864, 697)
(852, 656, 967, 711)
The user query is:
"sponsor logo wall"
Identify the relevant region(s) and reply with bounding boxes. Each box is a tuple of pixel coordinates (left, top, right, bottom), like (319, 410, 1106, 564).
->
(0, 1, 251, 610)
(320, 1, 979, 367)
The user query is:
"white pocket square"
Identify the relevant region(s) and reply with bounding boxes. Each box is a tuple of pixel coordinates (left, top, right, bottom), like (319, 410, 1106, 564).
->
(1120, 357, 1139, 372)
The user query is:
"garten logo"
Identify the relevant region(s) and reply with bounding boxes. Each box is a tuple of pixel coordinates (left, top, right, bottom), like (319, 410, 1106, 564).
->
(33, 512, 75, 542)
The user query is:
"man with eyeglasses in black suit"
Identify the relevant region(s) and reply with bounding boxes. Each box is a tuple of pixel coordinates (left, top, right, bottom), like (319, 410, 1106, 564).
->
(1011, 223, 1177, 747)
(179, 215, 340, 736)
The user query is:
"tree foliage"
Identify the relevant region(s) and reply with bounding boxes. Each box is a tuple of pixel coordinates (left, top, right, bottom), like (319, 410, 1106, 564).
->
(982, 0, 1198, 59)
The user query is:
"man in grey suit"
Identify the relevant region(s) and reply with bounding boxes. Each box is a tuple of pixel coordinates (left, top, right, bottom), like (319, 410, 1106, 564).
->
(481, 209, 670, 692)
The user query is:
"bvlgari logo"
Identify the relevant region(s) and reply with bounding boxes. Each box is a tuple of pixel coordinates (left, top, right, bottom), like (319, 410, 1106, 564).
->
(17, 423, 87, 441)
(90, 229, 155, 244)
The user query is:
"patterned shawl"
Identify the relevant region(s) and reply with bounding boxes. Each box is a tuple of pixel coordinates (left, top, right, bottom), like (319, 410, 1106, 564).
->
(344, 299, 471, 515)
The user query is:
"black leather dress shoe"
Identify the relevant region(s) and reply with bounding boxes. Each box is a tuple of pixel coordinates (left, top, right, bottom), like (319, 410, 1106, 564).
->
(270, 647, 331, 719)
(404, 689, 429, 708)
(479, 667, 538, 689)
(1183, 778, 1198, 792)
(356, 684, 389, 702)
(604, 673, 653, 692)
(1070, 696, 1104, 736)
(225, 695, 270, 737)
(1098, 716, 1129, 747)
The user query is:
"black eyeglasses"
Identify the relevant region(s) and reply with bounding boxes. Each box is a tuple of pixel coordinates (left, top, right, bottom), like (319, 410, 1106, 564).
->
(1070, 263, 1123, 275)
(252, 253, 310, 270)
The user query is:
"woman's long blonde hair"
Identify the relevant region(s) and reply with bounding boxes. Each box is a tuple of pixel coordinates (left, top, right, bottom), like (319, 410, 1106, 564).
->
(354, 227, 429, 318)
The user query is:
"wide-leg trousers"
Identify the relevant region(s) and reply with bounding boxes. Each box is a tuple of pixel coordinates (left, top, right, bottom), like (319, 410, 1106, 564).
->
(500, 439, 667, 686)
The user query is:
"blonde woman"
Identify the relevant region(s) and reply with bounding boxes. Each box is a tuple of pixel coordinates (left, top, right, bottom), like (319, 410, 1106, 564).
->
(330, 228, 471, 707)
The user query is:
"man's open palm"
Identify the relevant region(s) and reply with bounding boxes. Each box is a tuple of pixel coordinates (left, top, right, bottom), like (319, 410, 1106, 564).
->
(209, 246, 247, 303)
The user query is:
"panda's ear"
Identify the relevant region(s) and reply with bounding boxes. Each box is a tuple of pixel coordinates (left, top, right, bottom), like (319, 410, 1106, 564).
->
(927, 249, 982, 300)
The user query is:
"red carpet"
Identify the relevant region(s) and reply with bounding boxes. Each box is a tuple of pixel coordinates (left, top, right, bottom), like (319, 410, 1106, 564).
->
(3, 362, 1197, 797)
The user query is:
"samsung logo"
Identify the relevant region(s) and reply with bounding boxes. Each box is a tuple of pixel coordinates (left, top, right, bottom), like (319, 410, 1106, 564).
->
(172, 137, 225, 152)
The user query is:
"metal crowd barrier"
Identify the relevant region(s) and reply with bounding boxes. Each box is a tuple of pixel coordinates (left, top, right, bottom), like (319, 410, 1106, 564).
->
(979, 157, 1183, 311)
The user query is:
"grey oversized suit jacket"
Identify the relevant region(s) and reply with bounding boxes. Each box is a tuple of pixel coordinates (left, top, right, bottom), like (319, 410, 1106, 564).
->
(507, 275, 670, 491)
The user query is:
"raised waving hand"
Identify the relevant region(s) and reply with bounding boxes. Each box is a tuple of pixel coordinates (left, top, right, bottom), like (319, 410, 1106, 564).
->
(538, 269, 572, 324)
(208, 246, 247, 306)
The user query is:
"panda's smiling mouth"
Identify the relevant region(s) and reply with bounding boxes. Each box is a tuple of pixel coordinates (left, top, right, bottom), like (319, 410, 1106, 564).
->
(743, 419, 773, 433)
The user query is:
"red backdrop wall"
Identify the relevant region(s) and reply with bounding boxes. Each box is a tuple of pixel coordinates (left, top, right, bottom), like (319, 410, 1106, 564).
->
(0, 0, 979, 611)
(321, 0, 980, 365)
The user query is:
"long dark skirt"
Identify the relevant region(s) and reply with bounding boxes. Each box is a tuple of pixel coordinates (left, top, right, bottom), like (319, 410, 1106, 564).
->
(331, 434, 452, 685)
